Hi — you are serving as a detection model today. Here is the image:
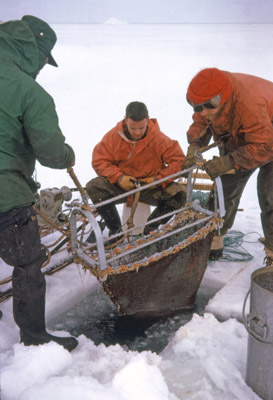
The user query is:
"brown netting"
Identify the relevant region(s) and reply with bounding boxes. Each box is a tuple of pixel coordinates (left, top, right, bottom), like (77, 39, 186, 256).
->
(103, 231, 214, 317)
(80, 210, 220, 278)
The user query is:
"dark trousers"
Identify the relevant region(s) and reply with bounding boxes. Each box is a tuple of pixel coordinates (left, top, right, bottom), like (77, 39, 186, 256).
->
(218, 161, 273, 252)
(0, 206, 47, 334)
(86, 176, 186, 210)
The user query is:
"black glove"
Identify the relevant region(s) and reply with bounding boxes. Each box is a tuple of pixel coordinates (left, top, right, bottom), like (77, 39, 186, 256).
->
(203, 155, 234, 179)
(182, 144, 201, 170)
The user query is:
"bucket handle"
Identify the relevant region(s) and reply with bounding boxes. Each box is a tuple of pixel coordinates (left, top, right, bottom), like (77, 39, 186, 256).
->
(242, 289, 271, 344)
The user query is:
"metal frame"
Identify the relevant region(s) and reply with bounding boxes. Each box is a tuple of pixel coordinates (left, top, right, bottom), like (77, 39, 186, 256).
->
(69, 166, 225, 272)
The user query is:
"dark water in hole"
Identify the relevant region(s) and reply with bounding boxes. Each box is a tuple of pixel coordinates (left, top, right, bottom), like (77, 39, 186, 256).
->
(49, 283, 217, 354)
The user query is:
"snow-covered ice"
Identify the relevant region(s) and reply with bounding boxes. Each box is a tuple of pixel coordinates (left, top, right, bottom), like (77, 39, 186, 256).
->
(1, 22, 272, 399)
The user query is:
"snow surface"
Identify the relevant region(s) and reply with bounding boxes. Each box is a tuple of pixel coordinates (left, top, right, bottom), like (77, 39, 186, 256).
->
(1, 23, 272, 399)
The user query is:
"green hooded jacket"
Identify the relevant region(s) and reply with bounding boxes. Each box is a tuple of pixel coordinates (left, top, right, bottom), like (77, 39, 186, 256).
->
(0, 18, 75, 212)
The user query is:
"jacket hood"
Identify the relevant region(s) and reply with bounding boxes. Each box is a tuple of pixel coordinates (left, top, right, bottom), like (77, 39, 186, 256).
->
(116, 118, 160, 144)
(0, 19, 45, 78)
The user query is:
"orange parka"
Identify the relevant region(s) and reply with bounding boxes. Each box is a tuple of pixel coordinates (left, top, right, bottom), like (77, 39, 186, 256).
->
(92, 118, 185, 185)
(187, 72, 273, 170)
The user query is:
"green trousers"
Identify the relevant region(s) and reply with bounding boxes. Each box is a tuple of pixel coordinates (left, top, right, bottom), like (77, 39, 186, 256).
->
(217, 161, 273, 252)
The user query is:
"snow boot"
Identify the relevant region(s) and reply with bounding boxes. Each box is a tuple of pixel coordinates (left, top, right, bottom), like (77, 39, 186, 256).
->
(209, 235, 224, 261)
(86, 219, 106, 243)
(209, 248, 223, 261)
(12, 258, 78, 352)
(143, 200, 177, 235)
(94, 203, 122, 245)
(20, 331, 78, 352)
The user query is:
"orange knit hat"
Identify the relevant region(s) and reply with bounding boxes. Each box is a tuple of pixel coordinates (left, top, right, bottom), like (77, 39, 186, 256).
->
(187, 68, 232, 105)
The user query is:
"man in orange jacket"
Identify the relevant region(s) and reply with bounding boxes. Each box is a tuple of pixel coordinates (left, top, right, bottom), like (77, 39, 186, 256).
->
(183, 68, 273, 265)
(86, 101, 186, 240)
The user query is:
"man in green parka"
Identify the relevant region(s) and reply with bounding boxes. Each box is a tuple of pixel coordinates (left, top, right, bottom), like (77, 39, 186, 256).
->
(0, 16, 78, 351)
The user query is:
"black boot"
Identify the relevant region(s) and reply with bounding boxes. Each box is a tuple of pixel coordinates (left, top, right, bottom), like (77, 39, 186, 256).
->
(144, 201, 176, 235)
(208, 235, 224, 261)
(209, 248, 223, 261)
(13, 259, 78, 352)
(86, 219, 106, 243)
(20, 331, 78, 351)
(93, 203, 122, 245)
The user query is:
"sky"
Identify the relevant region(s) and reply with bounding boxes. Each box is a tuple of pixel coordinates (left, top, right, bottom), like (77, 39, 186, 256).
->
(1, 0, 273, 24)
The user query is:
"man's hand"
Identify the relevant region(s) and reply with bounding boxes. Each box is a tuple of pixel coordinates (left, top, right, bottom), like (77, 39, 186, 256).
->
(203, 155, 234, 179)
(118, 174, 137, 191)
(139, 177, 156, 184)
(138, 176, 157, 188)
(182, 144, 200, 170)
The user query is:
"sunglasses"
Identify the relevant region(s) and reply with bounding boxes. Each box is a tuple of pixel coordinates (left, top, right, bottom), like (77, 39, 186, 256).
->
(189, 94, 222, 113)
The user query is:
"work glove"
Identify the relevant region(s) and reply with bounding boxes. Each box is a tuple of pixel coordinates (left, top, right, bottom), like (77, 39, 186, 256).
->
(203, 155, 234, 179)
(118, 174, 137, 191)
(138, 176, 157, 188)
(182, 144, 201, 170)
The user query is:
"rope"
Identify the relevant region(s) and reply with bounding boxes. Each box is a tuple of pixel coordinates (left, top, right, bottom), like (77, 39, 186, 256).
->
(95, 185, 141, 248)
(125, 184, 141, 243)
(0, 215, 87, 290)
(81, 210, 221, 280)
(67, 166, 90, 207)
(214, 230, 259, 262)
(0, 258, 74, 303)
(33, 206, 70, 236)
(192, 190, 210, 207)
